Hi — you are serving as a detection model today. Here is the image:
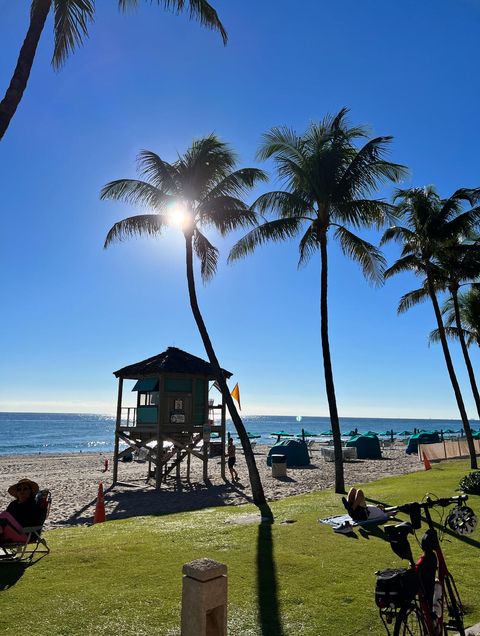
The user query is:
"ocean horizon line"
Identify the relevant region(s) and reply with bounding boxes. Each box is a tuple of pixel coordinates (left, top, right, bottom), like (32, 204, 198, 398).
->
(1, 410, 479, 423)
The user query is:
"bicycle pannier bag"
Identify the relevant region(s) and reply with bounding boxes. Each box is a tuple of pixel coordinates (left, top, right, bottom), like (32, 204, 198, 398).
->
(375, 568, 417, 608)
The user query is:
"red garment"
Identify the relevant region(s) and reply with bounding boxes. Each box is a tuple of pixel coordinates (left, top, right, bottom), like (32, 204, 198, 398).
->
(0, 512, 28, 543)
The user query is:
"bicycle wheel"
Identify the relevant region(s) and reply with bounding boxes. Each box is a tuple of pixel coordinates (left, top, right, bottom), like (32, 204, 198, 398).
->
(394, 603, 429, 636)
(444, 574, 465, 636)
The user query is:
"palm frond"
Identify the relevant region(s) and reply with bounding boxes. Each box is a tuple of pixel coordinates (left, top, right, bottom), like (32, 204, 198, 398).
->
(256, 126, 304, 163)
(104, 214, 167, 247)
(336, 137, 408, 200)
(179, 134, 240, 199)
(384, 254, 421, 279)
(333, 226, 386, 284)
(333, 199, 398, 230)
(202, 168, 267, 200)
(380, 225, 415, 246)
(439, 207, 480, 241)
(119, 0, 227, 43)
(197, 196, 258, 235)
(298, 225, 318, 266)
(52, 0, 95, 69)
(252, 191, 313, 220)
(228, 217, 304, 262)
(100, 179, 173, 209)
(429, 326, 474, 346)
(193, 229, 219, 282)
(397, 287, 429, 314)
(137, 150, 178, 193)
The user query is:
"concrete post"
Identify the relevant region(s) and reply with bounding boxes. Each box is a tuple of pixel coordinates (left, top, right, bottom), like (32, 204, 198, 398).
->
(181, 558, 227, 636)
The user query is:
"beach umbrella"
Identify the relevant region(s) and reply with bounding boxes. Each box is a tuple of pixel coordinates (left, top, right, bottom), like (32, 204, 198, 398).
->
(247, 432, 261, 439)
(380, 430, 396, 436)
(444, 429, 456, 434)
(270, 430, 294, 442)
(456, 428, 464, 434)
(296, 430, 318, 437)
(320, 430, 333, 436)
(398, 430, 412, 436)
(348, 430, 357, 437)
(366, 430, 378, 436)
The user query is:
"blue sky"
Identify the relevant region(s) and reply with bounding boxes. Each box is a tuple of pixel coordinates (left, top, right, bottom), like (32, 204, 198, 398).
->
(1, 0, 479, 419)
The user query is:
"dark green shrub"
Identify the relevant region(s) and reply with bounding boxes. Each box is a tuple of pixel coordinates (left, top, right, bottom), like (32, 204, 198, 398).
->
(459, 471, 480, 494)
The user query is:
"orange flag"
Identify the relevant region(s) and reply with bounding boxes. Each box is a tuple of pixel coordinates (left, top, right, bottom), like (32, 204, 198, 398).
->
(231, 383, 241, 410)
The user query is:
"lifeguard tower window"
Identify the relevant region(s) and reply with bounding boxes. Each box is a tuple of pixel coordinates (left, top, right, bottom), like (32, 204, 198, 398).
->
(139, 392, 159, 407)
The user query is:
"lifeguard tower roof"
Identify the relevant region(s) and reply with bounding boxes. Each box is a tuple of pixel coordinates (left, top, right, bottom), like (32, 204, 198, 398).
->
(113, 346, 232, 380)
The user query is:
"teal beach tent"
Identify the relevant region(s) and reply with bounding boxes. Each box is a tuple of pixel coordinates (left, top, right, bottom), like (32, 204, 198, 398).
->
(267, 439, 310, 467)
(346, 433, 382, 459)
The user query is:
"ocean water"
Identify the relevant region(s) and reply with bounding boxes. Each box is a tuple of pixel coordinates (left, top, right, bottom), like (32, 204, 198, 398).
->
(0, 412, 478, 456)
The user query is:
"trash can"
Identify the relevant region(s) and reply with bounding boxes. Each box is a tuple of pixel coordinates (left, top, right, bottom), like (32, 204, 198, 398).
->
(271, 454, 287, 478)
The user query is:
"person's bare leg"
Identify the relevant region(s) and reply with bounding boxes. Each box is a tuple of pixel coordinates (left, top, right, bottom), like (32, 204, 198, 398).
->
(347, 487, 357, 507)
(353, 488, 366, 511)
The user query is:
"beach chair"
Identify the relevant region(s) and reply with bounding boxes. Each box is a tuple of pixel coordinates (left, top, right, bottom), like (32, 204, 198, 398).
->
(0, 489, 51, 564)
(307, 439, 316, 458)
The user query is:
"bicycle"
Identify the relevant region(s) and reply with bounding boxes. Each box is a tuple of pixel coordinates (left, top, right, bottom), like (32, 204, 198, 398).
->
(374, 494, 477, 635)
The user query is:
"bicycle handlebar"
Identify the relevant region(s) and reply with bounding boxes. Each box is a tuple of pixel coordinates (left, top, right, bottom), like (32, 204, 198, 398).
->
(384, 494, 468, 515)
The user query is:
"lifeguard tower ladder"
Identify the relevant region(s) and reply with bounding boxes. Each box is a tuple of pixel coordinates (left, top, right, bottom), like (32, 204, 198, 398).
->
(112, 347, 229, 489)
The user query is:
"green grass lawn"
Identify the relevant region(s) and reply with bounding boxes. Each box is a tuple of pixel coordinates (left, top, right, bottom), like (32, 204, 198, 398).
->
(1, 461, 479, 635)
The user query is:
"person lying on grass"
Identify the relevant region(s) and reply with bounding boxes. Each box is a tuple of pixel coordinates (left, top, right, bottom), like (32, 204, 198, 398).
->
(0, 478, 44, 543)
(342, 487, 386, 521)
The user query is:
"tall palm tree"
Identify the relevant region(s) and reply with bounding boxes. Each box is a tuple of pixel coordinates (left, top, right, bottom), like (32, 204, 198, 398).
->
(0, 0, 227, 141)
(382, 186, 480, 469)
(228, 108, 407, 493)
(101, 134, 272, 516)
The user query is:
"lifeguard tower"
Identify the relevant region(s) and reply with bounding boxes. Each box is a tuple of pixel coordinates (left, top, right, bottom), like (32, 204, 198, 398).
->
(112, 347, 230, 489)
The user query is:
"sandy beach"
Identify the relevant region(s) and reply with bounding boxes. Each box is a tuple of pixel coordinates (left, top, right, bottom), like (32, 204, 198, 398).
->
(0, 443, 422, 528)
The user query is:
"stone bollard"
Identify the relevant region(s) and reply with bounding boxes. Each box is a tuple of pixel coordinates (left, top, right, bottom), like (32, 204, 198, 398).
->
(181, 558, 227, 636)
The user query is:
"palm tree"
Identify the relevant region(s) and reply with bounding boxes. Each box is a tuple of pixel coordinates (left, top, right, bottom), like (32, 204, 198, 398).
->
(101, 134, 272, 516)
(429, 272, 480, 420)
(382, 186, 480, 469)
(431, 285, 480, 349)
(0, 0, 227, 141)
(228, 108, 407, 493)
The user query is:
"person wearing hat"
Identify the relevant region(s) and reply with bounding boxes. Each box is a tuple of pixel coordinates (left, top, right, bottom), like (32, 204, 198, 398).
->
(0, 478, 44, 544)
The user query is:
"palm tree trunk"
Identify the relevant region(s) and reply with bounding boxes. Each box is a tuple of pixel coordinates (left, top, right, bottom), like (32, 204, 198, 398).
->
(184, 234, 272, 519)
(451, 288, 480, 421)
(320, 232, 345, 493)
(426, 274, 477, 469)
(0, 0, 51, 141)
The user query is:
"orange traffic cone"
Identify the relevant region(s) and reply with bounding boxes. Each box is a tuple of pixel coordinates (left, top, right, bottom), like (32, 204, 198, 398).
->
(94, 481, 106, 523)
(423, 452, 432, 471)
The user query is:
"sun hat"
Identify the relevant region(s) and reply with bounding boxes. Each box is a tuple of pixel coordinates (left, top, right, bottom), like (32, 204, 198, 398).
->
(8, 478, 39, 498)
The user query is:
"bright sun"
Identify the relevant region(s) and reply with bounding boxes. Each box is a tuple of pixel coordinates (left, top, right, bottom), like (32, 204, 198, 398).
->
(168, 202, 189, 228)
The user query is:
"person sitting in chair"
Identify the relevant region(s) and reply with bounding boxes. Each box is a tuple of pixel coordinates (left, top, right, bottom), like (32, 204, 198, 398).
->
(342, 487, 370, 521)
(0, 478, 44, 543)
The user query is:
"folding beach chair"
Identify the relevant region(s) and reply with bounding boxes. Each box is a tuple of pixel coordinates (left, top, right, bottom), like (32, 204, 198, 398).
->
(0, 489, 51, 564)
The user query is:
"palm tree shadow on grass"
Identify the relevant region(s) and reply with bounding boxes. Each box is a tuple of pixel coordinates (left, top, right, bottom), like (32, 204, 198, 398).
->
(0, 562, 27, 591)
(256, 522, 283, 636)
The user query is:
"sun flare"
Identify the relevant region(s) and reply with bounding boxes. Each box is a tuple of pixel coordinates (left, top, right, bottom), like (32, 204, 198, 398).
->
(168, 202, 189, 228)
